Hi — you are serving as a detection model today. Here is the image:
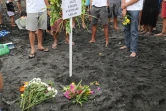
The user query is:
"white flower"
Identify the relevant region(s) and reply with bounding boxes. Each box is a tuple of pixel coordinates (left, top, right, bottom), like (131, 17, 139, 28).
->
(36, 78, 41, 81)
(54, 90, 58, 95)
(47, 86, 52, 91)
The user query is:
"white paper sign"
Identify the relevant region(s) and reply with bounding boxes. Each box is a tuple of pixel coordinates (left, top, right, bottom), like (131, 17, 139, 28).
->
(62, 0, 82, 19)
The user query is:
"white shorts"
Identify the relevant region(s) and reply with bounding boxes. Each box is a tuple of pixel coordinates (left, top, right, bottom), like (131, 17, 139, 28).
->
(7, 11, 15, 17)
(26, 10, 47, 31)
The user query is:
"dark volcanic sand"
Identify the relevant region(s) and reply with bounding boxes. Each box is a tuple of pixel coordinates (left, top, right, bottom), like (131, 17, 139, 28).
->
(1, 13, 166, 111)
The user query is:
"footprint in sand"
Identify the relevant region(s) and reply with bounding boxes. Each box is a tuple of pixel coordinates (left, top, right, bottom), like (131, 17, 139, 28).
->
(131, 94, 147, 111)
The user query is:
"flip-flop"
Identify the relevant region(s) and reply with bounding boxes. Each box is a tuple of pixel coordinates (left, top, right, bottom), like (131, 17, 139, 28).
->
(37, 48, 49, 52)
(29, 53, 35, 59)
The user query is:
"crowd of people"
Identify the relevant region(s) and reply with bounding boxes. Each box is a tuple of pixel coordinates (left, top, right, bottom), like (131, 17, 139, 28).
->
(0, 0, 165, 59)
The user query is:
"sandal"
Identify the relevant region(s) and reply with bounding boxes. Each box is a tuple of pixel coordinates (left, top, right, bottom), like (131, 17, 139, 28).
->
(29, 53, 35, 59)
(52, 44, 57, 49)
(37, 48, 49, 52)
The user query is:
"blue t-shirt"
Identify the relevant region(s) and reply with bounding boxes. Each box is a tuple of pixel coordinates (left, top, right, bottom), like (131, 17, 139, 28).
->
(85, 0, 90, 6)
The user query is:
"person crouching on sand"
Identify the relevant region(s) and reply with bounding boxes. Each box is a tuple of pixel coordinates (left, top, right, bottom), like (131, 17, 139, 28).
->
(89, 0, 109, 47)
(120, 0, 144, 57)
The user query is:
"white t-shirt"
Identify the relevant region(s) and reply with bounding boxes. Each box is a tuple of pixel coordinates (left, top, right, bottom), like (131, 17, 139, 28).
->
(26, 0, 46, 13)
(92, 0, 107, 7)
(126, 0, 144, 10)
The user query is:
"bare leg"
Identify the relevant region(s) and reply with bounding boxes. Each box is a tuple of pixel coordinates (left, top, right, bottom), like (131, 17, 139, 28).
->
(0, 72, 3, 91)
(0, 13, 2, 24)
(65, 33, 75, 45)
(10, 16, 15, 26)
(103, 24, 109, 47)
(17, 0, 22, 13)
(81, 15, 86, 28)
(29, 31, 36, 54)
(37, 29, 44, 49)
(89, 24, 97, 43)
(52, 32, 58, 49)
(72, 18, 76, 28)
(155, 18, 166, 37)
(113, 17, 119, 30)
(162, 18, 166, 33)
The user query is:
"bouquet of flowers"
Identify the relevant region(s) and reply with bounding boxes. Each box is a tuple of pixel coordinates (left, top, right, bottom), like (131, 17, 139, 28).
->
(63, 80, 93, 106)
(123, 15, 131, 25)
(19, 78, 58, 111)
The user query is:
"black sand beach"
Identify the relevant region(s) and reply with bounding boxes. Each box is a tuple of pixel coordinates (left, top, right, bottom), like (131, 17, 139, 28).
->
(0, 13, 166, 111)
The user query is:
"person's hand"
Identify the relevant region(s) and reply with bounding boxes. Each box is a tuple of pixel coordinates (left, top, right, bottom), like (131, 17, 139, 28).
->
(122, 9, 127, 17)
(47, 10, 50, 16)
(121, 3, 127, 9)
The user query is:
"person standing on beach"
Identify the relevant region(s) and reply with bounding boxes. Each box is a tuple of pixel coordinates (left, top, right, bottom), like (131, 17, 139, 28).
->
(108, 0, 121, 30)
(26, 0, 49, 59)
(89, 0, 109, 47)
(154, 0, 166, 37)
(120, 0, 144, 57)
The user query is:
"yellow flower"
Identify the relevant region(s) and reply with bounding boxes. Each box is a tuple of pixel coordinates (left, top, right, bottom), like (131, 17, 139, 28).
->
(21, 94, 24, 97)
(126, 19, 130, 23)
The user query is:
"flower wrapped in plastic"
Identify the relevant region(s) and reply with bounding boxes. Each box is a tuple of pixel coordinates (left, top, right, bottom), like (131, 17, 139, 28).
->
(63, 80, 93, 106)
(20, 78, 58, 111)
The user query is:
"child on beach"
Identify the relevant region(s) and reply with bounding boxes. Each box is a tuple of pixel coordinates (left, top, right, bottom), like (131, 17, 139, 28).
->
(6, 0, 16, 27)
(15, 11, 27, 30)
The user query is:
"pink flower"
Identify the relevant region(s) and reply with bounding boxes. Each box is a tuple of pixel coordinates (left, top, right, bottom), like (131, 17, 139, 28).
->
(90, 90, 94, 94)
(70, 83, 76, 93)
(64, 90, 71, 99)
(97, 87, 101, 91)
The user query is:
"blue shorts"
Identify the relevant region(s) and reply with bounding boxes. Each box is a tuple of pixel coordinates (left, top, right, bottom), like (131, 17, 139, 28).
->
(85, 0, 90, 6)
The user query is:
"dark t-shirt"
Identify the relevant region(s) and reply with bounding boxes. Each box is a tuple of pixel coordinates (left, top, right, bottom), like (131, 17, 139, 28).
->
(6, 2, 15, 12)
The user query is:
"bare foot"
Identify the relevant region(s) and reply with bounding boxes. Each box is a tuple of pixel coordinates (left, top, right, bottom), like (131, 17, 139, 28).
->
(105, 42, 108, 47)
(120, 45, 127, 50)
(89, 39, 96, 43)
(52, 44, 57, 49)
(154, 33, 166, 37)
(114, 27, 120, 30)
(65, 41, 75, 45)
(82, 23, 86, 29)
(130, 52, 136, 57)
